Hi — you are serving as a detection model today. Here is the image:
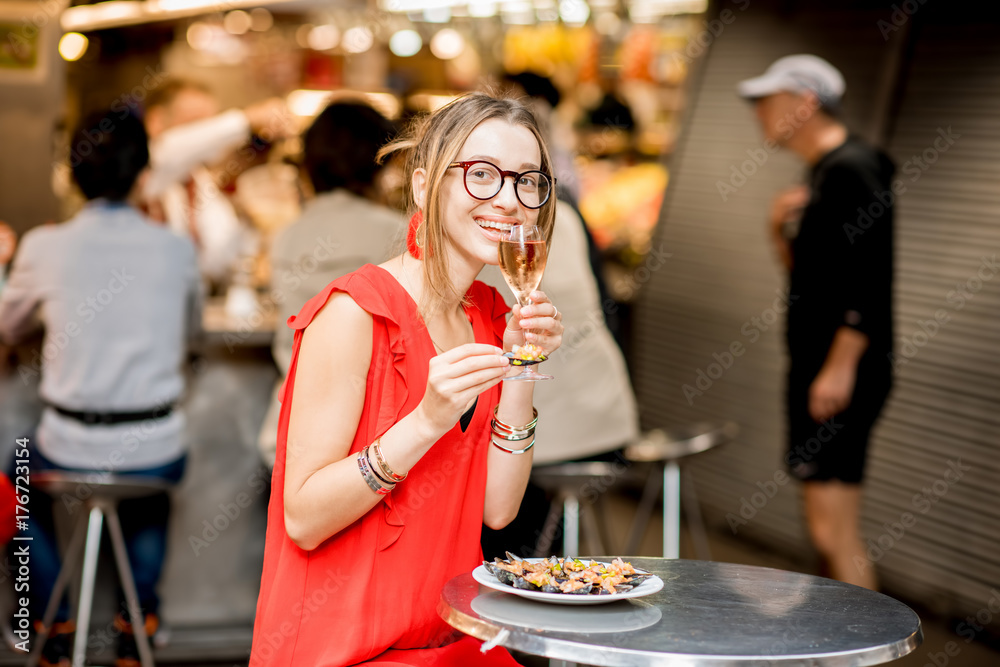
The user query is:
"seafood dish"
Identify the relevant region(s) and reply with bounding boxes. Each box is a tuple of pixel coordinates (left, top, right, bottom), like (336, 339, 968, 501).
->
(482, 553, 653, 596)
(504, 343, 547, 365)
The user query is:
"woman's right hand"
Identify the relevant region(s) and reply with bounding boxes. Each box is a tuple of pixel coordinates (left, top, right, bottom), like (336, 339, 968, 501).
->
(415, 343, 510, 436)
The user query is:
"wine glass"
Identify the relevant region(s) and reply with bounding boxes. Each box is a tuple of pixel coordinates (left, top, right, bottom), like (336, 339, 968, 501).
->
(498, 224, 553, 381)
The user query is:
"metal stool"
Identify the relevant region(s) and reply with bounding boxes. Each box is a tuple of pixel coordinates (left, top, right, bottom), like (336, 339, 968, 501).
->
(623, 422, 737, 559)
(28, 472, 173, 667)
(529, 461, 645, 558)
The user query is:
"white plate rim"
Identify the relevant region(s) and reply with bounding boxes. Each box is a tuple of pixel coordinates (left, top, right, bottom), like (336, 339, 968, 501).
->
(472, 558, 665, 605)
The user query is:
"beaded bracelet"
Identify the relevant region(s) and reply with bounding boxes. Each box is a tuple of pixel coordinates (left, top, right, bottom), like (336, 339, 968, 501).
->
(491, 435, 536, 455)
(358, 447, 394, 495)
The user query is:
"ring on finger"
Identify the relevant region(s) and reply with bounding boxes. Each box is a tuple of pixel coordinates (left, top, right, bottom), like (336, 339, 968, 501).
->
(552, 305, 559, 319)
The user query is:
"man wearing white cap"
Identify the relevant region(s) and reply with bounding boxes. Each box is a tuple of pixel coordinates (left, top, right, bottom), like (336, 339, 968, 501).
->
(738, 55, 895, 590)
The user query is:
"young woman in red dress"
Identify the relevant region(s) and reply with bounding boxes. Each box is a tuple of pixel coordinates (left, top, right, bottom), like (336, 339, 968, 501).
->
(250, 93, 563, 666)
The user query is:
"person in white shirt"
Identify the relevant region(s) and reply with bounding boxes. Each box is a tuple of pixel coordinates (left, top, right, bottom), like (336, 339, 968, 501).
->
(0, 109, 200, 667)
(258, 102, 405, 467)
(142, 79, 291, 282)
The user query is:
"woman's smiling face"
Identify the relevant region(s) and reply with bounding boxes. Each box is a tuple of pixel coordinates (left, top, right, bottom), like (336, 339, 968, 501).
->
(437, 118, 543, 266)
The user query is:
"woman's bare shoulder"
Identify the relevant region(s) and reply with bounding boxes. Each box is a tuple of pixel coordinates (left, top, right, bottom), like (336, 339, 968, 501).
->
(299, 290, 373, 368)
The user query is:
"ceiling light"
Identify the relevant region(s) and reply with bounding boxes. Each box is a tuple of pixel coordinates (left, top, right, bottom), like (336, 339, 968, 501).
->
(295, 24, 313, 48)
(342, 26, 374, 54)
(186, 21, 214, 50)
(423, 6, 451, 22)
(250, 7, 273, 31)
(58, 32, 89, 61)
(307, 24, 340, 50)
(430, 28, 464, 59)
(559, 0, 590, 25)
(223, 10, 251, 34)
(468, 2, 497, 17)
(389, 29, 423, 57)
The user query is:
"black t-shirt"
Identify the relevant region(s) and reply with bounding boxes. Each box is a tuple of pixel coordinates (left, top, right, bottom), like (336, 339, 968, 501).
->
(787, 135, 895, 384)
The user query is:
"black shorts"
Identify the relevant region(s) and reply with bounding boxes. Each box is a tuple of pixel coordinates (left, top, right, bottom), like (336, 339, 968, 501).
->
(786, 372, 890, 484)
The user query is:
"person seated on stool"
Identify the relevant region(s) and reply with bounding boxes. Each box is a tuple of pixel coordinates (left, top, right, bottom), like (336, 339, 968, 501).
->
(258, 101, 405, 469)
(0, 109, 200, 667)
(478, 199, 640, 559)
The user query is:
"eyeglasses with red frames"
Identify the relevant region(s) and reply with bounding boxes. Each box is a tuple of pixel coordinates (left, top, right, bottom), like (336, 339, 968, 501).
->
(448, 160, 555, 210)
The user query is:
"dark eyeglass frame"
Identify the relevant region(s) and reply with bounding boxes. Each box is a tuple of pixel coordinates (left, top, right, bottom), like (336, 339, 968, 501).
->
(447, 160, 555, 210)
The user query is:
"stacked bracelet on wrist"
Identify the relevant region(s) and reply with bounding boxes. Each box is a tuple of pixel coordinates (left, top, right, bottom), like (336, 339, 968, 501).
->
(358, 437, 407, 495)
(490, 406, 537, 454)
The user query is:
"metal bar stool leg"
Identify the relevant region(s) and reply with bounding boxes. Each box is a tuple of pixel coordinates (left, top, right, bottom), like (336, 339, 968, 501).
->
(624, 463, 664, 556)
(562, 495, 579, 557)
(663, 461, 681, 559)
(681, 467, 712, 561)
(72, 506, 105, 667)
(533, 496, 565, 558)
(26, 512, 89, 667)
(105, 503, 155, 667)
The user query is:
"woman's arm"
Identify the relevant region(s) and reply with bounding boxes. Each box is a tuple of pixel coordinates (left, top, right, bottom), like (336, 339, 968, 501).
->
(284, 292, 510, 550)
(483, 292, 563, 529)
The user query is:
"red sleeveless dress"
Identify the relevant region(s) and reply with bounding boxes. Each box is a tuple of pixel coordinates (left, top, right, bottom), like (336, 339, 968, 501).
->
(251, 264, 522, 666)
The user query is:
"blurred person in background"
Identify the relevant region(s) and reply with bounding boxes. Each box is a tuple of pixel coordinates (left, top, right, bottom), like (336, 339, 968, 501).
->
(142, 78, 292, 283)
(739, 55, 895, 590)
(0, 110, 200, 666)
(503, 73, 624, 348)
(258, 101, 405, 468)
(478, 198, 640, 560)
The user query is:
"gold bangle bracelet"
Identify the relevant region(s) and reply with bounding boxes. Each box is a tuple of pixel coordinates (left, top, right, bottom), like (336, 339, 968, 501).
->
(371, 437, 406, 482)
(491, 435, 535, 454)
(492, 406, 538, 433)
(490, 426, 534, 442)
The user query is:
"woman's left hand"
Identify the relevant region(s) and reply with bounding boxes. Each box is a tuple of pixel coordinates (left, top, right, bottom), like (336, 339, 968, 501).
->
(504, 290, 563, 357)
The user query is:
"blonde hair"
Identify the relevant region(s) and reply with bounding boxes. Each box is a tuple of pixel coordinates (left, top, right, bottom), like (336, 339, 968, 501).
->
(377, 91, 556, 318)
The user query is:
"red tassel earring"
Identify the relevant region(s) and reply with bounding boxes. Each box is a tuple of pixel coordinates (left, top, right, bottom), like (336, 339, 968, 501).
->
(406, 211, 425, 259)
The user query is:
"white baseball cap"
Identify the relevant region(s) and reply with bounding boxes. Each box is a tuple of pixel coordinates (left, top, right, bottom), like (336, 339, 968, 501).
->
(737, 54, 845, 108)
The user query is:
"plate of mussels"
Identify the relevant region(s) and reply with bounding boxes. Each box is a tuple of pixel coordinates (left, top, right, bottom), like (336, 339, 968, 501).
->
(473, 554, 664, 606)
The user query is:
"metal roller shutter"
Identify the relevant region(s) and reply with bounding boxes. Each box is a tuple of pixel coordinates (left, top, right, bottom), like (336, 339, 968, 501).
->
(632, 1, 1000, 625)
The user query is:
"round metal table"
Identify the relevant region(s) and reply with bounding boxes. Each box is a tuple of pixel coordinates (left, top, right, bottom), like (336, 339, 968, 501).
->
(438, 558, 922, 666)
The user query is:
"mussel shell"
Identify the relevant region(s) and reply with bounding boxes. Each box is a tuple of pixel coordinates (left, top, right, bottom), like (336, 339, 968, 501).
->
(492, 561, 516, 585)
(505, 551, 522, 562)
(513, 576, 539, 591)
(565, 583, 593, 595)
(613, 584, 634, 594)
(625, 574, 652, 586)
(541, 584, 562, 594)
